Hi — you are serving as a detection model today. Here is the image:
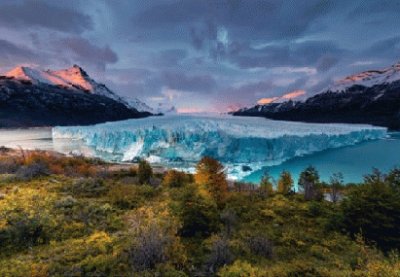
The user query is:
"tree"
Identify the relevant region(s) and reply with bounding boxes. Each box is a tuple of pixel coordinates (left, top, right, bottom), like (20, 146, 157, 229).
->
(340, 170, 400, 252)
(298, 166, 321, 201)
(328, 172, 344, 203)
(137, 159, 153, 185)
(259, 172, 274, 198)
(277, 171, 293, 195)
(386, 167, 400, 193)
(173, 184, 219, 237)
(195, 157, 228, 208)
(162, 169, 190, 188)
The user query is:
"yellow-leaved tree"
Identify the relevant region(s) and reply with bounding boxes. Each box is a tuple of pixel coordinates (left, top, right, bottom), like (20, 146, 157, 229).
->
(195, 157, 228, 208)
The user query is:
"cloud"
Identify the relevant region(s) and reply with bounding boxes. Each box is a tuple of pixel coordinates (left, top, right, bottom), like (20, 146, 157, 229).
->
(212, 80, 277, 111)
(350, 61, 376, 66)
(2, 1, 400, 113)
(0, 1, 92, 34)
(230, 40, 346, 70)
(226, 80, 276, 97)
(177, 107, 206, 114)
(161, 88, 182, 101)
(257, 97, 280, 105)
(0, 39, 38, 68)
(161, 71, 217, 92)
(153, 49, 187, 67)
(363, 36, 400, 58)
(281, 89, 306, 99)
(257, 89, 306, 105)
(347, 0, 400, 19)
(53, 37, 118, 70)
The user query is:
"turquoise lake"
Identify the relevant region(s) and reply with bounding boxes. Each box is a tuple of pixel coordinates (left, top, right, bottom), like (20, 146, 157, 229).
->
(244, 132, 400, 185)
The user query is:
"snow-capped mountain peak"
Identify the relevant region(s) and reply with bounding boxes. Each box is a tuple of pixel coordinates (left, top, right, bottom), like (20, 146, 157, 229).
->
(5, 65, 153, 113)
(6, 65, 100, 93)
(328, 62, 400, 93)
(49, 64, 93, 91)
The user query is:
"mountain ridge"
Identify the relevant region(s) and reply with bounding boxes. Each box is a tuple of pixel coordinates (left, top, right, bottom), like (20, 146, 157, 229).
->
(233, 62, 400, 130)
(4, 65, 153, 113)
(0, 65, 152, 127)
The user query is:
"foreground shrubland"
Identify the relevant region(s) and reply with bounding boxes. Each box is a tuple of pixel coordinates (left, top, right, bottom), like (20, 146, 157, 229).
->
(0, 150, 399, 276)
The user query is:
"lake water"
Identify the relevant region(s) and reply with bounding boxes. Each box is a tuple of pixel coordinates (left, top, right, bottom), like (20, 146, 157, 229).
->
(243, 132, 400, 184)
(0, 126, 399, 184)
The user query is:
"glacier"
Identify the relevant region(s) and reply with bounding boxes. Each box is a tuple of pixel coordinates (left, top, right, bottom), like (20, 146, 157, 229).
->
(52, 115, 387, 180)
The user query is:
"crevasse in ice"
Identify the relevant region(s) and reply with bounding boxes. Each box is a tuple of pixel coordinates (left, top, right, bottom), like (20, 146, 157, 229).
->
(52, 115, 387, 180)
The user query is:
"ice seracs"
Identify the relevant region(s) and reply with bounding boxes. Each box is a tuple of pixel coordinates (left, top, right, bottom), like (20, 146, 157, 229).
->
(53, 115, 387, 180)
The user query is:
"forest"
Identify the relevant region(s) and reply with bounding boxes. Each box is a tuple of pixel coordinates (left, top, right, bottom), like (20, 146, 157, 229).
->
(0, 148, 399, 276)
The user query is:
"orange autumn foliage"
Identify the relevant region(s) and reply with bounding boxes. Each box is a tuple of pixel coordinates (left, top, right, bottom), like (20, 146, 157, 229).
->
(194, 157, 228, 208)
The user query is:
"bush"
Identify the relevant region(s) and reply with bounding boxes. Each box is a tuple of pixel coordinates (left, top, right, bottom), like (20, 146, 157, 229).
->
(218, 260, 263, 277)
(65, 178, 108, 197)
(220, 209, 237, 237)
(173, 184, 219, 238)
(1, 212, 50, 249)
(108, 184, 156, 210)
(163, 170, 191, 188)
(245, 235, 273, 258)
(137, 160, 153, 185)
(206, 235, 233, 273)
(0, 157, 20, 174)
(125, 207, 186, 272)
(15, 161, 49, 180)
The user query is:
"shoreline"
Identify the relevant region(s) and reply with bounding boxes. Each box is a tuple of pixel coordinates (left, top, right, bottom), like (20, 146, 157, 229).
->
(0, 146, 167, 175)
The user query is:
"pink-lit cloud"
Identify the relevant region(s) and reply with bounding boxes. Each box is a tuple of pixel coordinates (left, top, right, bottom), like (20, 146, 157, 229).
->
(257, 90, 306, 105)
(257, 97, 280, 105)
(177, 107, 205, 113)
(281, 89, 306, 99)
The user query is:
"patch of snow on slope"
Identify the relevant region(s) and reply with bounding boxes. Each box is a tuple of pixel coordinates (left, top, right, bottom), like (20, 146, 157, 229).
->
(328, 62, 400, 92)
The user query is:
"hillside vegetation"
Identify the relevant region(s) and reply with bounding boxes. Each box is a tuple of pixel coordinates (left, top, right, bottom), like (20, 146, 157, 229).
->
(0, 149, 399, 276)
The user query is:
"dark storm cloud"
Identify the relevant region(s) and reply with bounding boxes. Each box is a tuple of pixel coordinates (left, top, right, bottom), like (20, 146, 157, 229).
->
(363, 37, 400, 59)
(0, 1, 92, 34)
(161, 71, 217, 92)
(53, 37, 118, 70)
(0, 39, 35, 59)
(153, 49, 188, 67)
(228, 81, 276, 97)
(347, 0, 400, 19)
(133, 0, 331, 39)
(230, 40, 346, 70)
(0, 39, 37, 66)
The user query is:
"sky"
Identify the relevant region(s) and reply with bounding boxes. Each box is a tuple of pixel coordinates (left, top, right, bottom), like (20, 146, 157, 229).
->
(1, 0, 400, 113)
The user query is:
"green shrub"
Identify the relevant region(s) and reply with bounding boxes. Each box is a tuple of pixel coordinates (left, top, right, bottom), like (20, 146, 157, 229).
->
(138, 160, 153, 185)
(64, 178, 108, 197)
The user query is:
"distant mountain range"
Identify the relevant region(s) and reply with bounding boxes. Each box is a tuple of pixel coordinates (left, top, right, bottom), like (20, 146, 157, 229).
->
(233, 62, 400, 130)
(0, 65, 153, 127)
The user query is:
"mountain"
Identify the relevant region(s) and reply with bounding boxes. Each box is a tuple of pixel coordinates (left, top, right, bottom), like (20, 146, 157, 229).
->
(0, 65, 152, 127)
(233, 62, 400, 130)
(124, 97, 154, 113)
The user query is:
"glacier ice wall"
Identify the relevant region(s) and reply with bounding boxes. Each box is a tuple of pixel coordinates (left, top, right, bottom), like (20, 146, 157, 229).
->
(52, 115, 387, 180)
